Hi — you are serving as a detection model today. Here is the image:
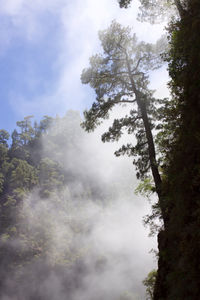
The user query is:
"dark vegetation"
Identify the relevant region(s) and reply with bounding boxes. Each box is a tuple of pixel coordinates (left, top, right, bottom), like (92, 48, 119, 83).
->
(154, 1, 200, 299)
(118, 0, 200, 299)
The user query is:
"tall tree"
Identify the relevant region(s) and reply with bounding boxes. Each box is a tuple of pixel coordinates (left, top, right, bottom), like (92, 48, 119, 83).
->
(81, 21, 167, 223)
(118, 0, 186, 21)
(119, 0, 200, 299)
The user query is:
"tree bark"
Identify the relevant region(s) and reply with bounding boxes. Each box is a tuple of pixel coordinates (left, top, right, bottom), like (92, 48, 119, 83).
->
(125, 53, 167, 225)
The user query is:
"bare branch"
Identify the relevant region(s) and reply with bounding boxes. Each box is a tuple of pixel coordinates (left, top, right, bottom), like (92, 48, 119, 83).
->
(132, 57, 144, 72)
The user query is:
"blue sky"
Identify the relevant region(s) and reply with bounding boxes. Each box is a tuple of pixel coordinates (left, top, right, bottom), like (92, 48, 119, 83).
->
(0, 0, 169, 134)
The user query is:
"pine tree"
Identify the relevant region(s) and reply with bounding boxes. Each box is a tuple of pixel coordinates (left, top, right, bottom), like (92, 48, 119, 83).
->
(81, 21, 167, 222)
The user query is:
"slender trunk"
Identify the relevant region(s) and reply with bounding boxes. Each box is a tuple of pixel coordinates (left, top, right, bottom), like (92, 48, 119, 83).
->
(125, 53, 167, 224)
(138, 98, 162, 196)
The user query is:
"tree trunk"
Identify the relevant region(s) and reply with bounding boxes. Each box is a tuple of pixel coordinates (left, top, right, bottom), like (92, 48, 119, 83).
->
(125, 54, 168, 225)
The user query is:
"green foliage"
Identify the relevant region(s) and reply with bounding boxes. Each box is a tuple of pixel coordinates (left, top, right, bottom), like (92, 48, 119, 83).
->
(9, 158, 38, 191)
(134, 177, 163, 236)
(0, 112, 108, 282)
(0, 172, 4, 194)
(0, 131, 10, 185)
(39, 115, 53, 133)
(135, 176, 155, 198)
(143, 270, 157, 300)
(137, 0, 176, 23)
(0, 130, 9, 146)
(39, 157, 65, 198)
(81, 21, 163, 184)
(118, 0, 185, 23)
(16, 115, 35, 146)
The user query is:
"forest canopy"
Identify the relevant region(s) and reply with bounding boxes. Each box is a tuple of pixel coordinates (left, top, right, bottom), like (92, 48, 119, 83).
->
(0, 112, 150, 300)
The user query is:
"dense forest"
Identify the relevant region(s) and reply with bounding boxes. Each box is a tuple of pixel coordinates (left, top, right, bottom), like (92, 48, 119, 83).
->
(0, 111, 154, 299)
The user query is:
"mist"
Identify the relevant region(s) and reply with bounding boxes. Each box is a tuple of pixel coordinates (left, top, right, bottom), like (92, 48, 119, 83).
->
(0, 1, 166, 298)
(0, 111, 156, 300)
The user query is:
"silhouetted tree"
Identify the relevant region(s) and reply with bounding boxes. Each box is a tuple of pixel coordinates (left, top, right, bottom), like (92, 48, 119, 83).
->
(81, 21, 167, 223)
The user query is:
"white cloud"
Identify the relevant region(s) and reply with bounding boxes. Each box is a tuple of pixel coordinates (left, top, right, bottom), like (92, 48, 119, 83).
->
(0, 0, 169, 119)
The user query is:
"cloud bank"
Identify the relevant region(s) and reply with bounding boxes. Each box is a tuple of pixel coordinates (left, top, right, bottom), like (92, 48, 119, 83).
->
(0, 112, 156, 299)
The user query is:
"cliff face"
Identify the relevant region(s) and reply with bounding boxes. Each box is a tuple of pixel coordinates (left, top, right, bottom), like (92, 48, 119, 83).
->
(154, 1, 200, 299)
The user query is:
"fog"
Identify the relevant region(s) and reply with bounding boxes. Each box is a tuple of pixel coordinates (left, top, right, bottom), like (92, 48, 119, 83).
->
(0, 111, 156, 300)
(0, 0, 170, 299)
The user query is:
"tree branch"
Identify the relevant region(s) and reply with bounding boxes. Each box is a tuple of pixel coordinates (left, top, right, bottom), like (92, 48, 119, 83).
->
(132, 57, 143, 72)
